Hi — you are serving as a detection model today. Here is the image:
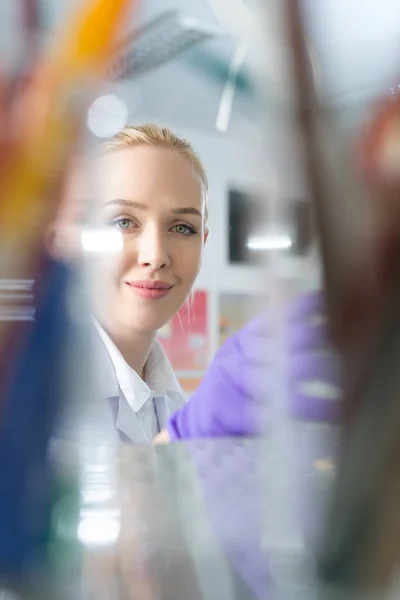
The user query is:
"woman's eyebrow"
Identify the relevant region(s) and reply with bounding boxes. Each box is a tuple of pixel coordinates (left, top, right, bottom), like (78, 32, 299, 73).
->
(173, 207, 202, 218)
(101, 199, 202, 218)
(101, 199, 146, 210)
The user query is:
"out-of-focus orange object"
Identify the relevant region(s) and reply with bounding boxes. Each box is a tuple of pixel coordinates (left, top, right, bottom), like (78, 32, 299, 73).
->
(0, 0, 134, 251)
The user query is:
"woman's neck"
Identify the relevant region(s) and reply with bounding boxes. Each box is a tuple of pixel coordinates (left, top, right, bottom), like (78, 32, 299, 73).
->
(98, 316, 156, 379)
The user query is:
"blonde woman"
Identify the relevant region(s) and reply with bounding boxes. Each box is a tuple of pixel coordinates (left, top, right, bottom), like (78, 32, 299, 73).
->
(49, 124, 208, 444)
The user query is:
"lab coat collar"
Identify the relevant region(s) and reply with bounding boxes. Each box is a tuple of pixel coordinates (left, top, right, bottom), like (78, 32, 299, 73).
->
(90, 326, 185, 441)
(145, 339, 184, 398)
(94, 320, 151, 412)
(111, 392, 182, 443)
(93, 322, 184, 409)
(153, 393, 183, 430)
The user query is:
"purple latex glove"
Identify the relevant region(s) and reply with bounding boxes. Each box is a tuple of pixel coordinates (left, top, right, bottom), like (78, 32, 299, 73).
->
(167, 291, 342, 441)
(286, 291, 342, 423)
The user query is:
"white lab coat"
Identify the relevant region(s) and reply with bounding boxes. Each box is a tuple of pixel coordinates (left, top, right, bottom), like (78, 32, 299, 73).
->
(56, 323, 185, 445)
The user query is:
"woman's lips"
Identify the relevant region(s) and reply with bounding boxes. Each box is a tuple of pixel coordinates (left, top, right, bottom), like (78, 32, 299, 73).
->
(125, 281, 174, 300)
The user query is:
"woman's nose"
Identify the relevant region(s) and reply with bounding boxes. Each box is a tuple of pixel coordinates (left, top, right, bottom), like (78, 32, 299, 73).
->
(137, 227, 170, 270)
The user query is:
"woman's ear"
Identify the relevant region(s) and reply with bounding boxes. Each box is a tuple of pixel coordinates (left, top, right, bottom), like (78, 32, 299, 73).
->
(204, 228, 209, 245)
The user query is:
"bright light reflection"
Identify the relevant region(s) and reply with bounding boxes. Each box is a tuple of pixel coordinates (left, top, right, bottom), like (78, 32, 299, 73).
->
(81, 228, 123, 253)
(247, 235, 292, 251)
(78, 510, 121, 546)
(86, 94, 128, 138)
(81, 488, 114, 504)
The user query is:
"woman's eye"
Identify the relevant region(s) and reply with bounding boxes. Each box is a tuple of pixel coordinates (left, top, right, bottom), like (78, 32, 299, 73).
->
(112, 217, 134, 230)
(172, 224, 196, 236)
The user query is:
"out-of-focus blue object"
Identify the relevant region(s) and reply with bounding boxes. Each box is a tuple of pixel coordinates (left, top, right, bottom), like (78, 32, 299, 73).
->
(167, 291, 342, 441)
(0, 254, 71, 576)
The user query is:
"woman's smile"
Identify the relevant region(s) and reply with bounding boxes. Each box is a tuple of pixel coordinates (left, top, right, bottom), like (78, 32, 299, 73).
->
(125, 280, 174, 300)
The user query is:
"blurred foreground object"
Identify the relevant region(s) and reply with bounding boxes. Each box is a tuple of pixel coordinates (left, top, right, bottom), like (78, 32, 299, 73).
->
(0, 0, 134, 383)
(285, 0, 400, 592)
(319, 92, 400, 592)
(52, 435, 337, 599)
(0, 0, 135, 584)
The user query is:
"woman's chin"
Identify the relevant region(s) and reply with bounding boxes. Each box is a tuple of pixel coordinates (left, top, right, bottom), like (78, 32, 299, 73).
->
(122, 310, 172, 334)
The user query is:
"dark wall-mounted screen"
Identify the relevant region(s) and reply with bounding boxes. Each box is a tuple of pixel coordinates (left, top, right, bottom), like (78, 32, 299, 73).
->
(228, 189, 267, 265)
(228, 188, 313, 264)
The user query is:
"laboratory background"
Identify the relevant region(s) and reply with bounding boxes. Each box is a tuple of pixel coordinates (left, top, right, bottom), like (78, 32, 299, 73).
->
(1, 0, 400, 598)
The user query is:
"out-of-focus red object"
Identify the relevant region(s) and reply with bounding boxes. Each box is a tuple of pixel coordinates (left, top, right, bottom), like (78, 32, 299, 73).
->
(358, 95, 400, 187)
(354, 94, 400, 322)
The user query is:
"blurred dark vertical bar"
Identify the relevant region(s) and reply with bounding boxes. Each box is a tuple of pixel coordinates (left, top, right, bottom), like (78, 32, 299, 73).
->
(20, 0, 41, 57)
(0, 0, 41, 408)
(284, 0, 346, 342)
(291, 200, 313, 255)
(0, 3, 66, 580)
(285, 0, 400, 592)
(6, 0, 41, 102)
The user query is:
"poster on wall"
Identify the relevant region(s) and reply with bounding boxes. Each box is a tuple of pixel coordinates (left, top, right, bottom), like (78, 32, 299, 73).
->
(158, 290, 209, 390)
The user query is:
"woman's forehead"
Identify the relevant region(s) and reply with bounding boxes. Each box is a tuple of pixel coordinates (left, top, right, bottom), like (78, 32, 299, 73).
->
(59, 146, 205, 221)
(97, 146, 204, 204)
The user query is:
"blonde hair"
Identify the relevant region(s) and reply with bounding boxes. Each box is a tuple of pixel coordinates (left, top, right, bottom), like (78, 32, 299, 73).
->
(102, 124, 208, 221)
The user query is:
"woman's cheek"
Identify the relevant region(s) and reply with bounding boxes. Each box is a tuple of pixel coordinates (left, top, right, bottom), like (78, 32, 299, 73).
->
(177, 238, 203, 276)
(116, 244, 136, 277)
(190, 241, 204, 279)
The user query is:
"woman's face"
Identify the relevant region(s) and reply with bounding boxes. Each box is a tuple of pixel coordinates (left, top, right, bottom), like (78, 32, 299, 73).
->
(86, 145, 207, 333)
